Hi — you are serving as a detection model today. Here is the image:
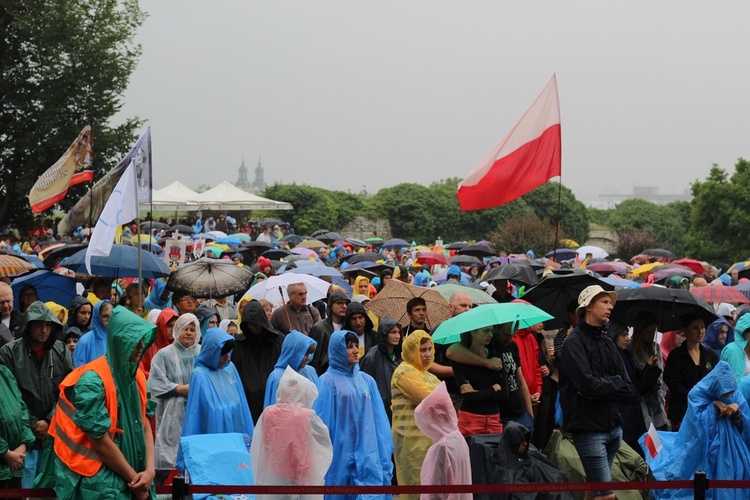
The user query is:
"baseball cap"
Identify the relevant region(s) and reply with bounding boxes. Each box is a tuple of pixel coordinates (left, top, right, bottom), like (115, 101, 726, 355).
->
(576, 285, 617, 315)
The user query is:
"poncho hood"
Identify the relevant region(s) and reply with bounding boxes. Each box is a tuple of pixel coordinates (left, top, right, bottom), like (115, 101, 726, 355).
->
(328, 330, 359, 376)
(89, 300, 111, 342)
(735, 313, 750, 347)
(172, 313, 201, 356)
(704, 317, 733, 352)
(107, 305, 156, 380)
(155, 308, 179, 349)
(195, 327, 233, 370)
(239, 300, 280, 339)
(275, 330, 316, 372)
(414, 382, 456, 442)
(500, 421, 532, 459)
(276, 365, 318, 408)
(401, 329, 433, 371)
(144, 277, 172, 310)
(21, 301, 63, 349)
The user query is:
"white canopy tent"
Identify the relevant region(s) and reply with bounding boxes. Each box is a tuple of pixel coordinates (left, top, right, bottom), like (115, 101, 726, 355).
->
(146, 181, 292, 211)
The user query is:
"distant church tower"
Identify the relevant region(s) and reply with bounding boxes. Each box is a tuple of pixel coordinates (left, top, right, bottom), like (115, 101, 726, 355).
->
(250, 156, 267, 194)
(235, 156, 252, 191)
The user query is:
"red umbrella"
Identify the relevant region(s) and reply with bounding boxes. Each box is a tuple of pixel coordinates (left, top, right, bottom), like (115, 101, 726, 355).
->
(690, 285, 750, 304)
(672, 258, 705, 275)
(415, 251, 449, 266)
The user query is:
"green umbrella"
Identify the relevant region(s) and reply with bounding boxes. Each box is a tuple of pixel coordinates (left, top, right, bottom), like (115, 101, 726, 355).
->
(431, 302, 553, 345)
(365, 237, 384, 245)
(435, 283, 497, 305)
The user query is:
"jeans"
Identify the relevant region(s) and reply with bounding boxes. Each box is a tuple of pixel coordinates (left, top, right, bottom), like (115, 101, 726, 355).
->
(502, 411, 535, 433)
(21, 449, 41, 488)
(573, 427, 622, 497)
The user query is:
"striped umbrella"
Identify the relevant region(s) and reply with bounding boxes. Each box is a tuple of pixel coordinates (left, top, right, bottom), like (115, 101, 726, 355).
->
(691, 285, 750, 304)
(0, 254, 36, 278)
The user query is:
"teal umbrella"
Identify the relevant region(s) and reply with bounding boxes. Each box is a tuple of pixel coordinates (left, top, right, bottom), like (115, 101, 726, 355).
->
(431, 302, 553, 345)
(435, 283, 497, 305)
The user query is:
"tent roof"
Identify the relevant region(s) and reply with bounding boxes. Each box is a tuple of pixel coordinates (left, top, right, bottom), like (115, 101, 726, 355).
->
(157, 181, 200, 200)
(190, 181, 293, 210)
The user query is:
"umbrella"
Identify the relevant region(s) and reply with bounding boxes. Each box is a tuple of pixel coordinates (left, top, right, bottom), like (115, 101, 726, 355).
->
(346, 252, 384, 264)
(690, 285, 750, 304)
(521, 271, 614, 329)
(290, 247, 319, 258)
(381, 238, 410, 250)
(38, 242, 67, 260)
(600, 277, 642, 289)
(243, 241, 274, 251)
(214, 237, 243, 246)
(297, 239, 328, 250)
(632, 262, 663, 278)
(364, 237, 384, 246)
(42, 243, 88, 270)
(170, 224, 194, 234)
(319, 232, 343, 244)
(576, 245, 608, 260)
(586, 263, 620, 275)
(458, 244, 498, 258)
(204, 230, 228, 240)
(432, 269, 472, 285)
(435, 283, 497, 305)
(285, 261, 343, 278)
(281, 234, 304, 245)
(11, 270, 78, 311)
(611, 287, 718, 331)
(262, 248, 292, 260)
(484, 262, 539, 287)
(139, 242, 163, 255)
(366, 279, 451, 330)
(545, 249, 578, 261)
(140, 221, 170, 230)
(345, 238, 367, 248)
(242, 274, 330, 308)
(559, 239, 579, 249)
(341, 266, 379, 280)
(729, 261, 750, 274)
(642, 248, 678, 260)
(230, 233, 252, 243)
(415, 251, 449, 266)
(672, 258, 705, 275)
(260, 218, 284, 227)
(310, 229, 330, 238)
(735, 282, 750, 300)
(281, 254, 317, 263)
(61, 244, 171, 278)
(0, 254, 36, 278)
(450, 255, 483, 266)
(445, 242, 468, 251)
(431, 303, 554, 345)
(652, 264, 696, 282)
(166, 258, 255, 299)
(20, 254, 43, 268)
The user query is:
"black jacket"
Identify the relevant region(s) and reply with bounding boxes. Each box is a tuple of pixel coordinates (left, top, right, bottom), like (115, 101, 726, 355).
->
(559, 319, 633, 434)
(309, 290, 349, 375)
(359, 318, 402, 420)
(663, 343, 719, 424)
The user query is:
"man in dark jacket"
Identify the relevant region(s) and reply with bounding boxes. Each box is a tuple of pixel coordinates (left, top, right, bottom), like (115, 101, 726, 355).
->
(309, 289, 349, 375)
(233, 300, 285, 422)
(0, 282, 23, 341)
(0, 301, 74, 487)
(559, 285, 633, 500)
(343, 301, 377, 359)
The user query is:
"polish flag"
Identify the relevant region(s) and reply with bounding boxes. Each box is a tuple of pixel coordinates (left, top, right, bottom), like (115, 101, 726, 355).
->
(457, 75, 561, 211)
(644, 423, 663, 458)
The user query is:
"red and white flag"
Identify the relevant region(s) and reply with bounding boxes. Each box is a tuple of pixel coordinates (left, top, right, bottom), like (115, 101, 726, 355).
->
(457, 75, 561, 210)
(644, 423, 663, 458)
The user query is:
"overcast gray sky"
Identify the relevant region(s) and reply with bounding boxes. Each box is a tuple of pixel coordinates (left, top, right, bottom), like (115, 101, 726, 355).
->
(118, 1, 750, 204)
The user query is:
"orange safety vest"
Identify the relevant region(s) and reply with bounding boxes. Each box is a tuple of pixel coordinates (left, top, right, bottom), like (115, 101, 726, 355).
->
(48, 356, 148, 477)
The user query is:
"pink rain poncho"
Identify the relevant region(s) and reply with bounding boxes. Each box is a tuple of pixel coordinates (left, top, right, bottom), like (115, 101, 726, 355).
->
(250, 366, 333, 499)
(414, 382, 472, 500)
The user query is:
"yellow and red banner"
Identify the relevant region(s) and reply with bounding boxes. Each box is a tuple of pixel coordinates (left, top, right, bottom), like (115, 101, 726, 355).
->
(28, 125, 93, 214)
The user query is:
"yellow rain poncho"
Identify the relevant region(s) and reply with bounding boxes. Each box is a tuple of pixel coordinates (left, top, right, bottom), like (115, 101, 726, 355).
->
(390, 330, 440, 498)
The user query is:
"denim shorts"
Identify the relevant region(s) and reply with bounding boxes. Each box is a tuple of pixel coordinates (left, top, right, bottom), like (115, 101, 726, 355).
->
(573, 427, 622, 496)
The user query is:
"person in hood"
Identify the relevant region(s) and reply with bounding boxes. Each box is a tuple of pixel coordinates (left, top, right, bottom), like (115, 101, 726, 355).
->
(310, 289, 350, 375)
(414, 382, 472, 500)
(233, 300, 285, 422)
(251, 367, 333, 499)
(704, 317, 733, 358)
(390, 330, 440, 497)
(344, 301, 377, 359)
(720, 312, 750, 382)
(143, 278, 171, 311)
(263, 330, 318, 408)
(0, 301, 72, 488)
(49, 306, 157, 500)
(140, 309, 179, 377)
(313, 330, 394, 498)
(62, 295, 92, 343)
(194, 303, 219, 335)
(148, 313, 201, 485)
(353, 276, 371, 297)
(649, 361, 750, 499)
(446, 265, 462, 285)
(0, 360, 36, 491)
(177, 327, 254, 473)
(360, 318, 403, 421)
(73, 299, 113, 367)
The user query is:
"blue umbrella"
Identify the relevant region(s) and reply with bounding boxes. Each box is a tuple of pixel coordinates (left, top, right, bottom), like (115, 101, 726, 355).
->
(382, 238, 410, 250)
(285, 262, 343, 278)
(11, 270, 77, 310)
(139, 242, 163, 255)
(601, 277, 642, 289)
(61, 244, 171, 278)
(545, 249, 577, 261)
(215, 237, 243, 246)
(19, 254, 43, 268)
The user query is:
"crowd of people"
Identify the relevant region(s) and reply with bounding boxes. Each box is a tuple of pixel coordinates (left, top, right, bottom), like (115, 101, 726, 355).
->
(2, 218, 750, 500)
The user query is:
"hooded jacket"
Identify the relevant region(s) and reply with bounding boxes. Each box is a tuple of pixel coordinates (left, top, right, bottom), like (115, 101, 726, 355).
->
(360, 317, 402, 420)
(720, 314, 750, 382)
(313, 330, 394, 496)
(0, 301, 72, 445)
(513, 328, 543, 396)
(233, 300, 284, 422)
(73, 300, 112, 367)
(0, 364, 36, 480)
(343, 301, 377, 355)
(140, 308, 179, 376)
(390, 330, 440, 496)
(144, 278, 172, 311)
(704, 317, 733, 359)
(177, 327, 255, 473)
(263, 330, 318, 408)
(309, 289, 349, 375)
(62, 296, 92, 342)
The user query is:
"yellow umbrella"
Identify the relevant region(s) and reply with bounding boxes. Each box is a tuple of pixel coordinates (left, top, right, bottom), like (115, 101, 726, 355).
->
(131, 234, 157, 244)
(632, 261, 663, 278)
(559, 239, 579, 249)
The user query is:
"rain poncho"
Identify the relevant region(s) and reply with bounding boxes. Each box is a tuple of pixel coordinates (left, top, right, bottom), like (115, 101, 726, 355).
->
(390, 330, 439, 496)
(251, 367, 333, 499)
(148, 314, 201, 471)
(704, 317, 733, 359)
(720, 313, 750, 381)
(73, 300, 111, 367)
(177, 327, 254, 473)
(414, 382, 472, 500)
(61, 296, 92, 342)
(647, 361, 750, 499)
(313, 330, 394, 499)
(140, 308, 178, 376)
(144, 277, 172, 310)
(0, 364, 36, 480)
(360, 317, 403, 421)
(45, 301, 67, 325)
(53, 305, 157, 500)
(263, 330, 318, 408)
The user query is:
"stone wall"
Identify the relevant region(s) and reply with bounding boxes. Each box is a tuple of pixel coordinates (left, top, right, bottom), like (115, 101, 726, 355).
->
(585, 230, 618, 254)
(340, 216, 392, 240)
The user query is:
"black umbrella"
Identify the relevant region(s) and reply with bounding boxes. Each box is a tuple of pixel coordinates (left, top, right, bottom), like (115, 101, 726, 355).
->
(346, 252, 383, 264)
(484, 262, 539, 287)
(166, 258, 255, 299)
(642, 248, 678, 260)
(323, 231, 343, 242)
(170, 224, 194, 234)
(345, 237, 368, 248)
(243, 241, 274, 251)
(522, 271, 614, 329)
(611, 287, 718, 332)
(259, 218, 284, 227)
(545, 249, 577, 261)
(310, 229, 330, 239)
(450, 255, 483, 266)
(140, 221, 170, 230)
(42, 243, 88, 270)
(444, 242, 468, 251)
(262, 248, 292, 260)
(281, 234, 304, 245)
(458, 244, 498, 257)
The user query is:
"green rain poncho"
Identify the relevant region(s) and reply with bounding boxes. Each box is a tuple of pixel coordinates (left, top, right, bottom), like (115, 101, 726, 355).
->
(0, 364, 36, 480)
(53, 305, 156, 500)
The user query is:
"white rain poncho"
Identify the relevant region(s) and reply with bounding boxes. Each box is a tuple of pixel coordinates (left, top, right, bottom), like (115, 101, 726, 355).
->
(415, 382, 472, 500)
(148, 313, 201, 470)
(250, 366, 333, 500)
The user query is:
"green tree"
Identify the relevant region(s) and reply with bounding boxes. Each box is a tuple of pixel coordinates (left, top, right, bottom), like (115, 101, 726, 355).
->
(488, 214, 561, 255)
(520, 182, 589, 243)
(607, 199, 687, 256)
(1, 0, 146, 229)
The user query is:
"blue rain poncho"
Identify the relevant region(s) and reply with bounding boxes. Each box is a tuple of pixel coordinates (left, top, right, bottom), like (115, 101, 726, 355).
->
(176, 328, 254, 474)
(703, 318, 733, 359)
(313, 330, 394, 499)
(719, 314, 750, 381)
(148, 314, 201, 471)
(263, 330, 318, 408)
(73, 300, 111, 367)
(144, 278, 172, 310)
(647, 361, 750, 499)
